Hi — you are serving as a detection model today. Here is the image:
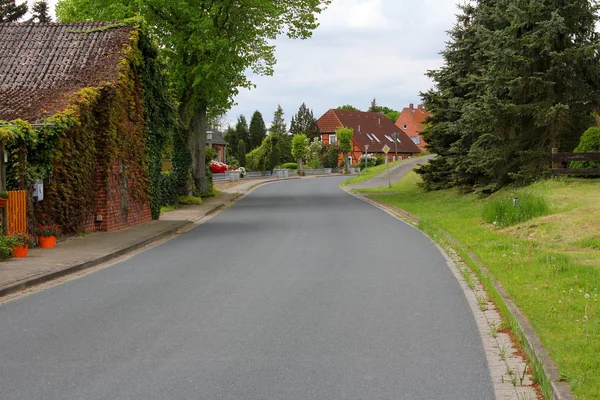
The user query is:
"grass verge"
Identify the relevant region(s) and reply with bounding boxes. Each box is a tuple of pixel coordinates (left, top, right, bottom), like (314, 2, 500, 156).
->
(359, 173, 600, 400)
(341, 158, 412, 186)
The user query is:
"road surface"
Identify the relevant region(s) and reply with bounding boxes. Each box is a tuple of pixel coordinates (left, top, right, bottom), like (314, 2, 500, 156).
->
(0, 178, 494, 399)
(349, 155, 435, 190)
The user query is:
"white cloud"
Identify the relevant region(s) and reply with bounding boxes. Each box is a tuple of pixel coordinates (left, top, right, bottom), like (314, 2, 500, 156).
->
(319, 0, 389, 30)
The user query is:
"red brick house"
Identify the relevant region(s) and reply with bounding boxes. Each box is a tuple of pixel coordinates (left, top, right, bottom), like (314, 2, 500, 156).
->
(395, 104, 431, 152)
(207, 131, 228, 163)
(0, 22, 152, 233)
(317, 109, 421, 165)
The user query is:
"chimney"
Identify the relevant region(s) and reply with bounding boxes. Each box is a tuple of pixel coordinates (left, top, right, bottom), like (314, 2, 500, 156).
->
(418, 104, 425, 112)
(409, 103, 414, 111)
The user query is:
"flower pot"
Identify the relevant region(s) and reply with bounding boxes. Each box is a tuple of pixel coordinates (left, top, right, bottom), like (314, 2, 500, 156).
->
(38, 236, 57, 249)
(12, 245, 29, 258)
(0, 198, 7, 208)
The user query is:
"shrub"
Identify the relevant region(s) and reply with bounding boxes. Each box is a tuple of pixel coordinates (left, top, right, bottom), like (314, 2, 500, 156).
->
(321, 144, 341, 168)
(0, 236, 14, 260)
(482, 192, 550, 227)
(36, 224, 62, 237)
(179, 196, 203, 205)
(571, 126, 600, 169)
(375, 155, 386, 166)
(282, 162, 298, 170)
(0, 191, 8, 199)
(9, 232, 35, 247)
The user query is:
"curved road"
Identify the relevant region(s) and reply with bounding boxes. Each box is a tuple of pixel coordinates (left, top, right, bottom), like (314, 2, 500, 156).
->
(0, 178, 494, 399)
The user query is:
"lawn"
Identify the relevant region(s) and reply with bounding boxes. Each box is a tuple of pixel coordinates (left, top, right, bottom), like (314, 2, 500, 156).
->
(358, 173, 600, 400)
(341, 158, 409, 186)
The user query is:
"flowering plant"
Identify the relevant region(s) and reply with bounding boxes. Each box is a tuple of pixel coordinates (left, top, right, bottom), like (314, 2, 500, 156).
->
(236, 167, 246, 177)
(36, 224, 62, 237)
(210, 161, 228, 174)
(9, 232, 35, 247)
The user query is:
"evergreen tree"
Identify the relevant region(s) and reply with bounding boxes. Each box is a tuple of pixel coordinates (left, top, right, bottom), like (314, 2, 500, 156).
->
(0, 0, 27, 22)
(249, 111, 267, 150)
(234, 115, 250, 154)
(237, 140, 247, 167)
(223, 126, 237, 156)
(289, 102, 320, 139)
(269, 105, 287, 136)
(418, 0, 600, 193)
(31, 1, 52, 22)
(368, 98, 380, 113)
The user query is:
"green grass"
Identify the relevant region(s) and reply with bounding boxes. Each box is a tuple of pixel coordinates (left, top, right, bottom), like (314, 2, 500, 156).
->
(178, 195, 203, 205)
(160, 205, 178, 215)
(342, 157, 417, 186)
(359, 173, 600, 400)
(482, 192, 550, 227)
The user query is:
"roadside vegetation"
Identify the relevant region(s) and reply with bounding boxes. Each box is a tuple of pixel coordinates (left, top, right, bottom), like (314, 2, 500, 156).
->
(358, 173, 600, 399)
(343, 158, 415, 186)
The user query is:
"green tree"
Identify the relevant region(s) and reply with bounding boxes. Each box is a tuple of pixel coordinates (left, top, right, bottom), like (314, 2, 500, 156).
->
(290, 103, 320, 139)
(0, 0, 27, 22)
(31, 1, 52, 22)
(235, 115, 250, 151)
(291, 134, 308, 176)
(249, 111, 267, 150)
(418, 0, 600, 193)
(338, 105, 359, 111)
(57, 0, 330, 195)
(336, 127, 354, 174)
(269, 105, 287, 136)
(572, 126, 600, 169)
(223, 125, 237, 155)
(237, 140, 247, 168)
(368, 98, 380, 113)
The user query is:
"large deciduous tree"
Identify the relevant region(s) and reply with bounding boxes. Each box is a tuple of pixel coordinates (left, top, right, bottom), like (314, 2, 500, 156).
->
(57, 0, 330, 195)
(0, 0, 27, 22)
(290, 103, 320, 139)
(418, 0, 600, 194)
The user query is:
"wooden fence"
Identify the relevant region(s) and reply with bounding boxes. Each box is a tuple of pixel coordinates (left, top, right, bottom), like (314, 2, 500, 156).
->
(552, 149, 600, 177)
(7, 190, 27, 234)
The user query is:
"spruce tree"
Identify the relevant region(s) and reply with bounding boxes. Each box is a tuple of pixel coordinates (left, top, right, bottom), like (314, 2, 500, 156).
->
(237, 140, 247, 167)
(290, 103, 320, 139)
(32, 1, 52, 22)
(368, 98, 380, 113)
(269, 105, 287, 136)
(223, 126, 237, 156)
(249, 111, 267, 150)
(0, 0, 27, 22)
(234, 115, 250, 153)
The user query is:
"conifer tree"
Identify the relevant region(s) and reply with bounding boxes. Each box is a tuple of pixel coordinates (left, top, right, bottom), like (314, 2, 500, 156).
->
(32, 1, 52, 22)
(0, 0, 27, 22)
(249, 111, 267, 150)
(290, 103, 320, 139)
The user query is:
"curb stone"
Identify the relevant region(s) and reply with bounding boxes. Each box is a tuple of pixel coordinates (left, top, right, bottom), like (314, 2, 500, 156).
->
(346, 187, 574, 400)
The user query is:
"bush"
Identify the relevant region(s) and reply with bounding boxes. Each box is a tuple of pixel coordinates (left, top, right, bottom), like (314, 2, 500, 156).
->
(375, 155, 386, 166)
(0, 236, 14, 260)
(179, 196, 203, 205)
(571, 126, 600, 169)
(320, 144, 341, 169)
(482, 192, 550, 227)
(282, 162, 298, 170)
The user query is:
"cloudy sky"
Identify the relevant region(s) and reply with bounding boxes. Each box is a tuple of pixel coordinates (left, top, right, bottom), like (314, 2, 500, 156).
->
(36, 0, 460, 129)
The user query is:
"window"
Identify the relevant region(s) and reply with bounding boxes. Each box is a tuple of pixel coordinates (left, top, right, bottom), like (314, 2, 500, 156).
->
(411, 136, 421, 145)
(403, 124, 408, 130)
(373, 135, 381, 143)
(329, 134, 337, 144)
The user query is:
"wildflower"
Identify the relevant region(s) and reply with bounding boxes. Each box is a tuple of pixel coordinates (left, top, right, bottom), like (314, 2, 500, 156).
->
(585, 294, 590, 299)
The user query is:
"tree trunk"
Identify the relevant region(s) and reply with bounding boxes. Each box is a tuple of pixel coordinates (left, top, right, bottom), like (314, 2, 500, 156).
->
(191, 104, 209, 195)
(297, 158, 304, 176)
(344, 153, 351, 174)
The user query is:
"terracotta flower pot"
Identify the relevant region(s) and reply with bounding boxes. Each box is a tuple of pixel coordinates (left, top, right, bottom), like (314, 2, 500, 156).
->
(38, 236, 57, 249)
(12, 245, 29, 258)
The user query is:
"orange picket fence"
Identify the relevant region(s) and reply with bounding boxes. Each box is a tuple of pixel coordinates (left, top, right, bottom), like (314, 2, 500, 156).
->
(7, 190, 27, 234)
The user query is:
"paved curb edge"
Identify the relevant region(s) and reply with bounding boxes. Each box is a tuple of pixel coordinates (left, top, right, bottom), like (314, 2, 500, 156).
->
(350, 189, 574, 400)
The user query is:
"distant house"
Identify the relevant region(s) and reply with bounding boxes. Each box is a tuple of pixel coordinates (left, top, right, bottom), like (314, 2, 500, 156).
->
(207, 131, 228, 163)
(395, 104, 431, 152)
(316, 109, 421, 165)
(0, 22, 152, 233)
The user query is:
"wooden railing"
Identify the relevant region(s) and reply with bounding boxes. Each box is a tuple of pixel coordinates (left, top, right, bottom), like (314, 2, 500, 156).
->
(552, 149, 600, 176)
(7, 190, 27, 234)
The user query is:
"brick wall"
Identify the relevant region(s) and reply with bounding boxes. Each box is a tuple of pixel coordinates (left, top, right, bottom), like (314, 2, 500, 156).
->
(85, 161, 152, 232)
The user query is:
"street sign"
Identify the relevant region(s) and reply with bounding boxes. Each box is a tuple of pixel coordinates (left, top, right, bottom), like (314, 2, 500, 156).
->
(382, 144, 391, 154)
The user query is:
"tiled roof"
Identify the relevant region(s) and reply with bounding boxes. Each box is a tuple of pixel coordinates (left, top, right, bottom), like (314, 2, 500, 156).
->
(397, 105, 431, 131)
(0, 22, 133, 122)
(207, 131, 228, 145)
(317, 109, 421, 154)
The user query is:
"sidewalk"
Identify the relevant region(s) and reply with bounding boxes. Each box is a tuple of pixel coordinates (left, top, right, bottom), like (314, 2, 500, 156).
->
(0, 177, 286, 298)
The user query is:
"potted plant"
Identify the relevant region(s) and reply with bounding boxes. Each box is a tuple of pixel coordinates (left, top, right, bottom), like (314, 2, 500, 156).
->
(9, 232, 35, 258)
(36, 224, 61, 249)
(0, 191, 8, 208)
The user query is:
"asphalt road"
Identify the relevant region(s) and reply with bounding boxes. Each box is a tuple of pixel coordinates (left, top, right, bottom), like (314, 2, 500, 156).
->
(0, 178, 494, 400)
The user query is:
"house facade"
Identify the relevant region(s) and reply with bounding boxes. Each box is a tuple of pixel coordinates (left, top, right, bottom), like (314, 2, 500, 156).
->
(316, 109, 421, 165)
(0, 22, 152, 233)
(395, 104, 431, 152)
(207, 131, 228, 163)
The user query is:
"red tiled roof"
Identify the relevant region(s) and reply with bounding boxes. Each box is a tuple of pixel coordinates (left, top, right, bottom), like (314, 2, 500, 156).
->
(0, 22, 133, 122)
(317, 109, 421, 154)
(396, 105, 431, 132)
